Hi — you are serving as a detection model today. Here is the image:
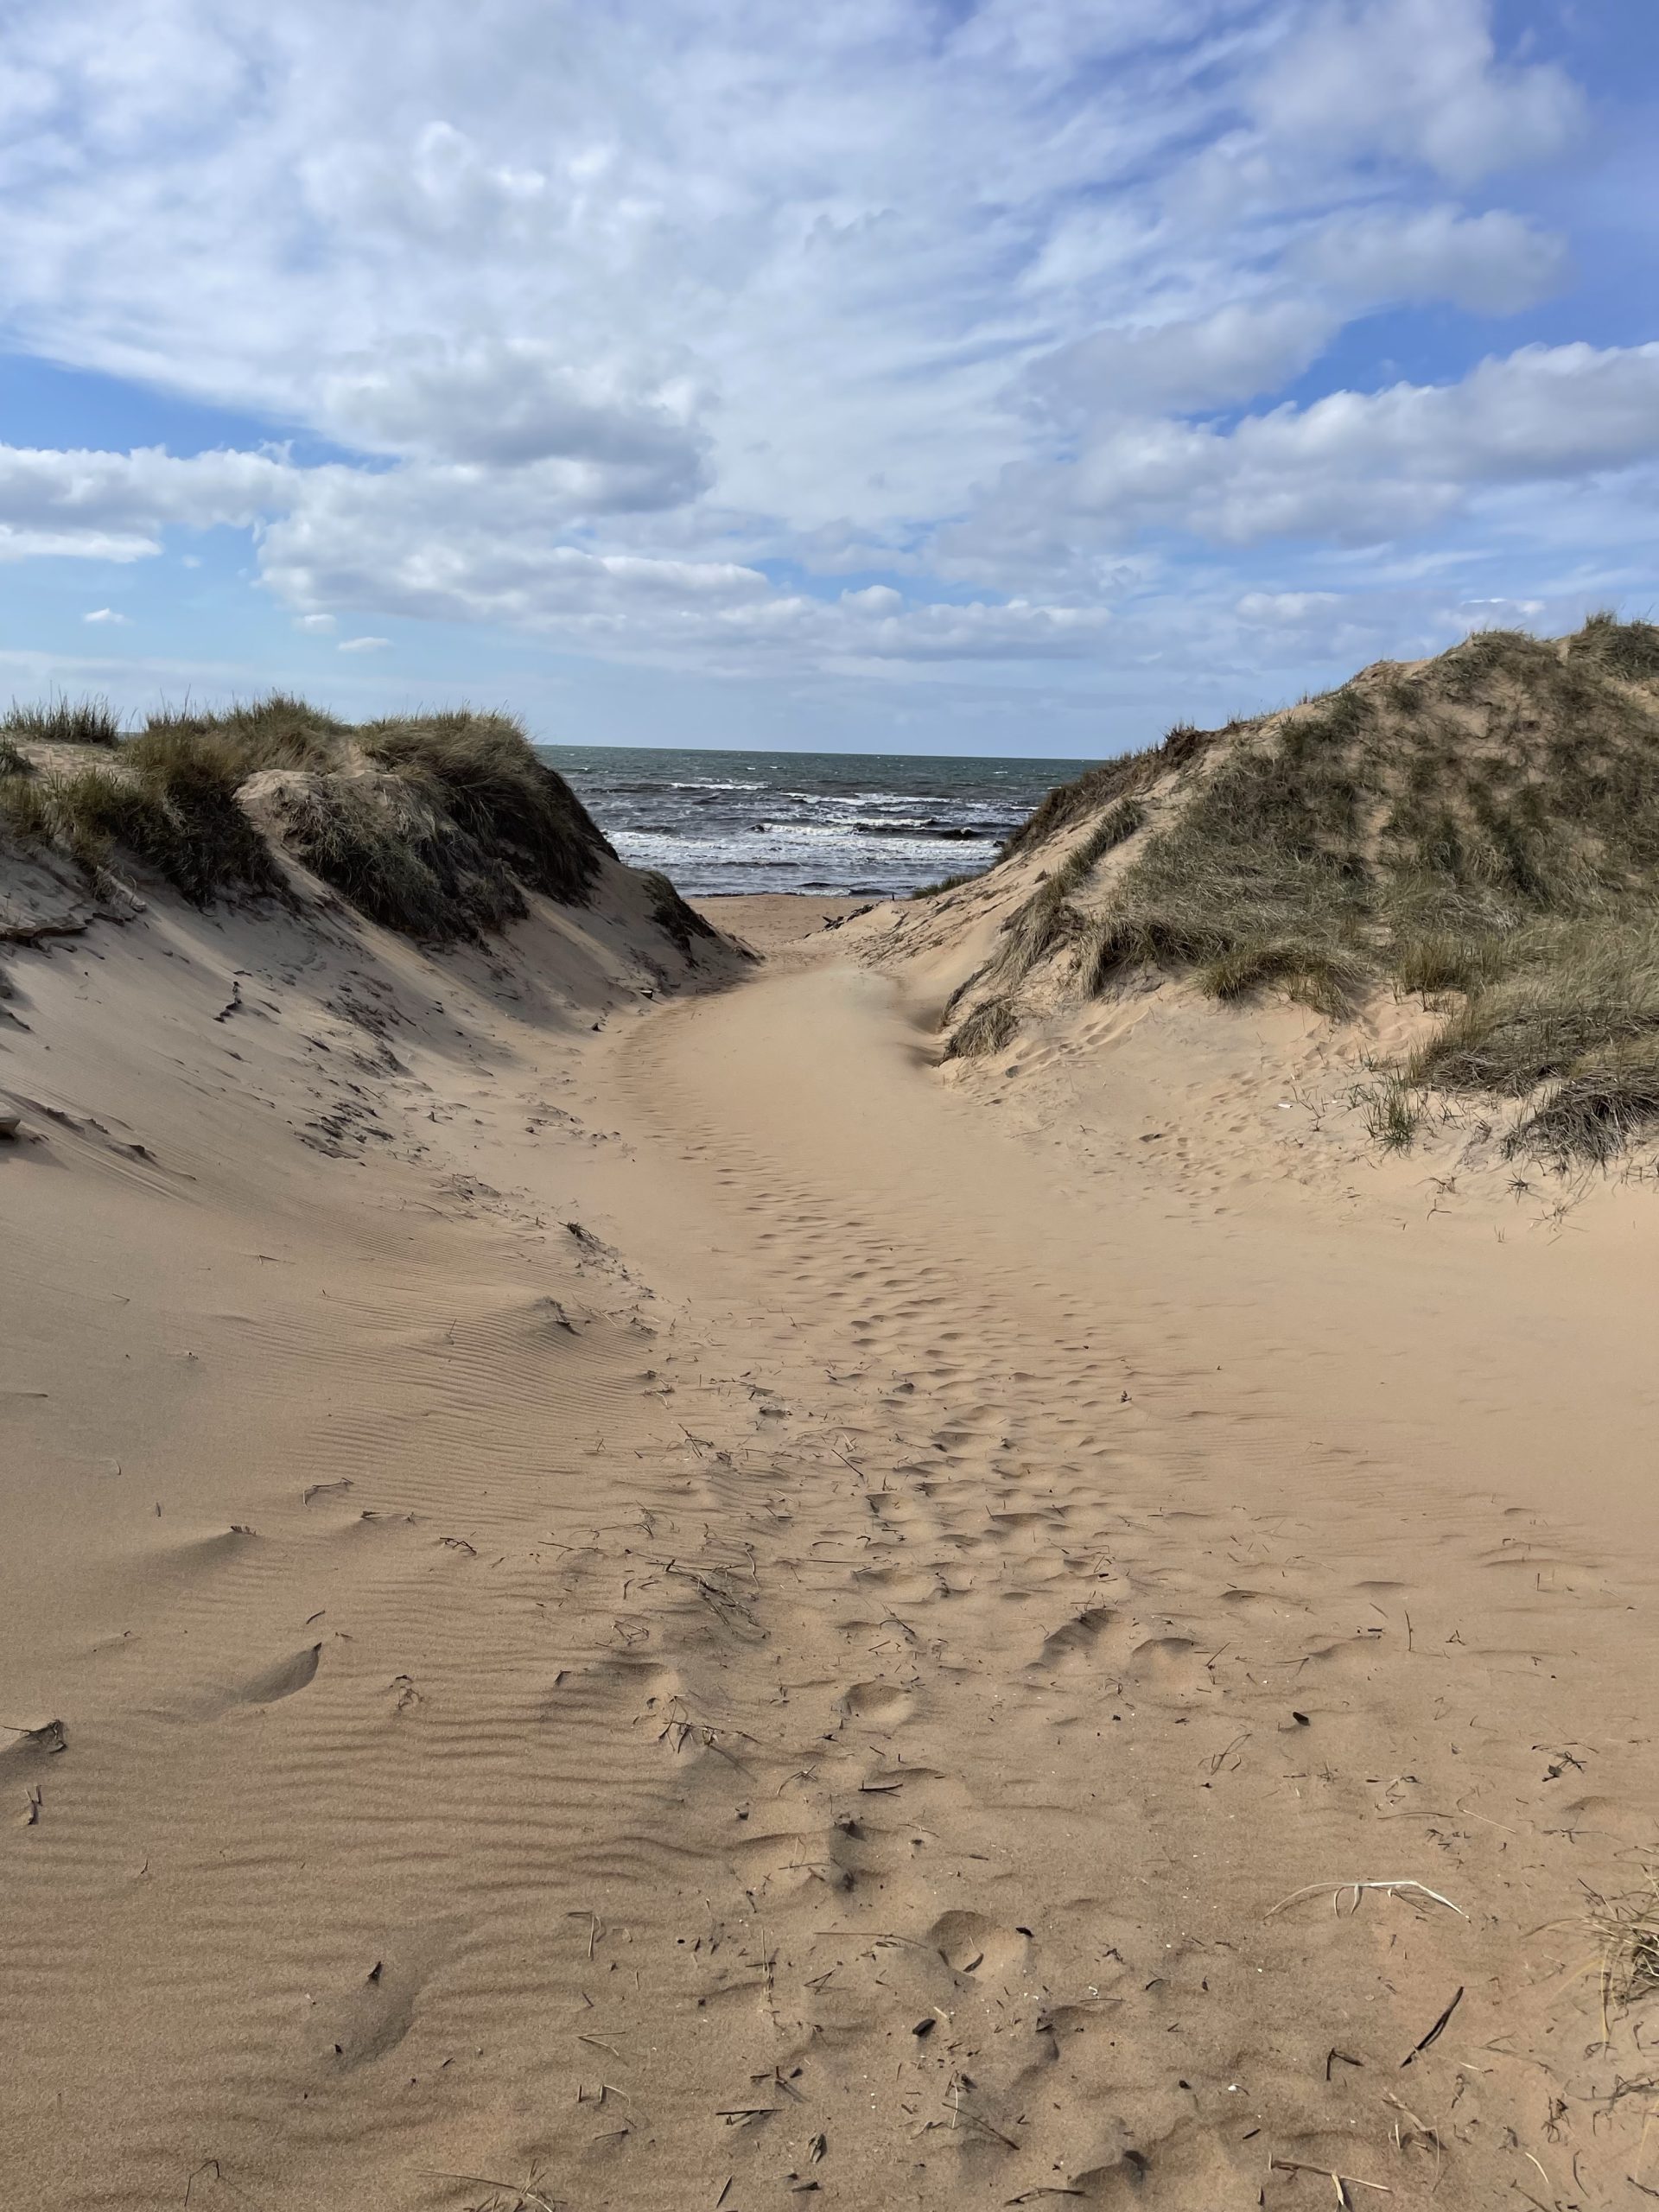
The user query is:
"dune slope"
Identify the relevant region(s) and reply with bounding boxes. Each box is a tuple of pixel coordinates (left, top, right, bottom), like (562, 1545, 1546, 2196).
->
(893, 617, 1659, 1171)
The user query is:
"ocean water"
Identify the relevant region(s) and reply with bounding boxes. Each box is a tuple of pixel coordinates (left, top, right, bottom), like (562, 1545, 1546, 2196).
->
(539, 743, 1090, 897)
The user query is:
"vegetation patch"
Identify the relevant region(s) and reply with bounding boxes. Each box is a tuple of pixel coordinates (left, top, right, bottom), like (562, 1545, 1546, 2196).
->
(1359, 1074, 1426, 1154)
(975, 796, 1151, 1015)
(957, 620, 1659, 1160)
(251, 770, 524, 940)
(0, 694, 614, 940)
(362, 714, 609, 906)
(944, 993, 1018, 1060)
(911, 869, 982, 899)
(1, 730, 276, 904)
(2, 696, 124, 748)
(1402, 923, 1659, 1162)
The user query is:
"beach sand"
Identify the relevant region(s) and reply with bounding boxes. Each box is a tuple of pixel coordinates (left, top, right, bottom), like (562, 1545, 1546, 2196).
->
(3, 885, 1658, 2209)
(694, 892, 883, 955)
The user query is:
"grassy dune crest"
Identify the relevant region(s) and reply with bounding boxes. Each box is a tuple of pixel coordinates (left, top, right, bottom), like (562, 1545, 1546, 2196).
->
(944, 618, 1659, 1158)
(0, 695, 616, 943)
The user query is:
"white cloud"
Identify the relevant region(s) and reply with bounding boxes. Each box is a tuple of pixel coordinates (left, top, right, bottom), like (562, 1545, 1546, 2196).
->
(321, 340, 708, 490)
(81, 606, 130, 624)
(1249, 0, 1583, 184)
(0, 524, 158, 562)
(1236, 590, 1339, 625)
(972, 342, 1659, 552)
(1292, 206, 1568, 315)
(0, 0, 1633, 710)
(1028, 300, 1339, 418)
(336, 635, 390, 652)
(264, 492, 1109, 664)
(0, 444, 293, 556)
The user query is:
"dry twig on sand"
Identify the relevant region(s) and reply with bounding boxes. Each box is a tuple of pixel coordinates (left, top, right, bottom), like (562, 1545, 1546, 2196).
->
(1268, 2156, 1391, 2202)
(429, 2171, 559, 2212)
(1267, 1878, 1466, 1920)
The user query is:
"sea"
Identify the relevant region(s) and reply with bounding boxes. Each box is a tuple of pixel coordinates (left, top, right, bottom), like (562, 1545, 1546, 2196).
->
(539, 743, 1092, 898)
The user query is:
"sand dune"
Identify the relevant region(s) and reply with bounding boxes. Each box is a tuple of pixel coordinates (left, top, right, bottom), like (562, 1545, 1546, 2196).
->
(3, 873, 1659, 2209)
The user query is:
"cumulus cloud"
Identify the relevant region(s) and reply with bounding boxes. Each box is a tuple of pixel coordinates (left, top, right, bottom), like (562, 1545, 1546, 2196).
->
(259, 482, 1108, 663)
(1292, 206, 1568, 315)
(1249, 0, 1583, 183)
(0, 444, 293, 555)
(82, 606, 130, 624)
(973, 342, 1659, 552)
(321, 339, 708, 497)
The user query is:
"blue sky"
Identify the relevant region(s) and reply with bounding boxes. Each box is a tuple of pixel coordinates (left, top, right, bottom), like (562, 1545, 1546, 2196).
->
(0, 0, 1655, 759)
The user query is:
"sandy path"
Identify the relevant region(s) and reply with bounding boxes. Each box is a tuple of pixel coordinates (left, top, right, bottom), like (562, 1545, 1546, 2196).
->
(4, 915, 1658, 2209)
(563, 948, 1659, 2208)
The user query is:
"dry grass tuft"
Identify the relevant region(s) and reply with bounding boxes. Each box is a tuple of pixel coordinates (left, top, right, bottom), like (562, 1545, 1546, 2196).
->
(944, 995, 1019, 1060)
(1360, 1075, 1425, 1153)
(1586, 1876, 1659, 2020)
(360, 713, 609, 906)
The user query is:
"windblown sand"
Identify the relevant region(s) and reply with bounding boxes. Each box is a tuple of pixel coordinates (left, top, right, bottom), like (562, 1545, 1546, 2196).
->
(3, 885, 1658, 2210)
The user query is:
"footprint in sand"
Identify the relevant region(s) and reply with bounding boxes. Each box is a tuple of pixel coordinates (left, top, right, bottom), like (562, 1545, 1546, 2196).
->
(854, 1564, 941, 1603)
(175, 1643, 321, 1720)
(838, 1681, 915, 1727)
(316, 1919, 461, 2072)
(927, 1909, 1033, 1980)
(1034, 1605, 1119, 1669)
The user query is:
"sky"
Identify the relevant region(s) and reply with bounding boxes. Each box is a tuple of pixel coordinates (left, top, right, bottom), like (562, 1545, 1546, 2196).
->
(0, 0, 1656, 760)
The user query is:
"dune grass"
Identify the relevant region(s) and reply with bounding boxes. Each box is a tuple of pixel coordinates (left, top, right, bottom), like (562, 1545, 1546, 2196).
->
(256, 771, 527, 939)
(955, 620, 1659, 1157)
(360, 713, 607, 906)
(911, 869, 982, 900)
(1080, 624, 1659, 1155)
(0, 727, 277, 904)
(994, 798, 1148, 986)
(944, 993, 1019, 1059)
(1081, 625, 1659, 1016)
(1003, 724, 1213, 857)
(1403, 922, 1659, 1162)
(2, 696, 124, 748)
(1360, 1073, 1426, 1153)
(0, 693, 614, 938)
